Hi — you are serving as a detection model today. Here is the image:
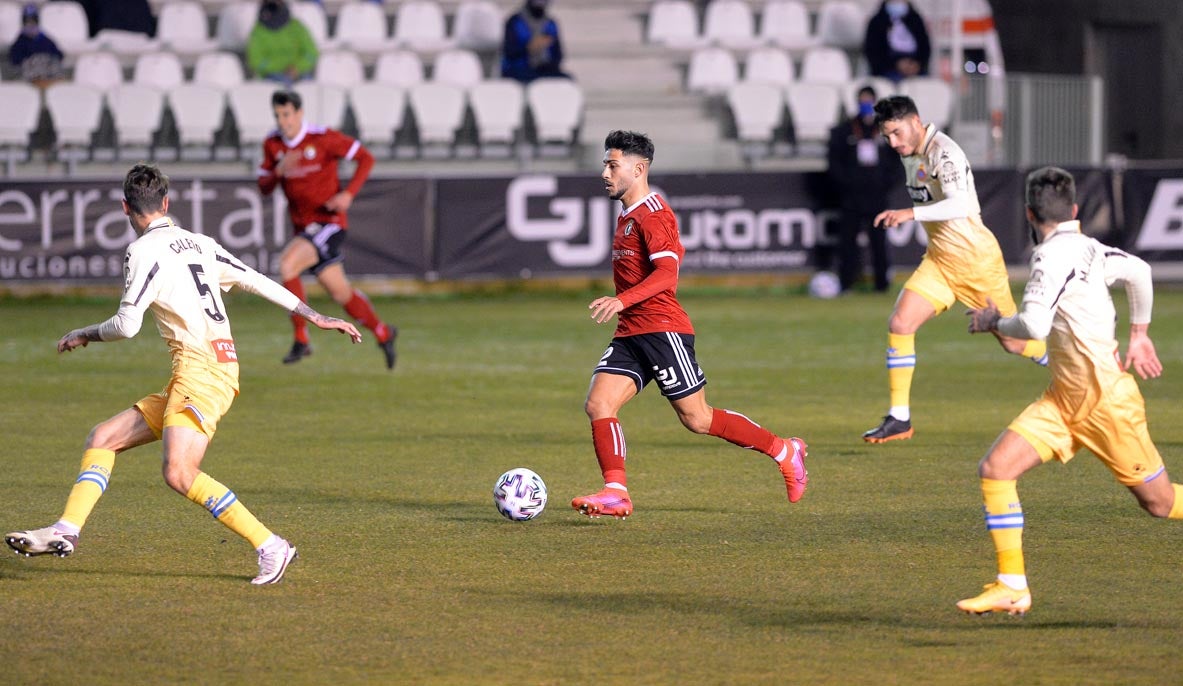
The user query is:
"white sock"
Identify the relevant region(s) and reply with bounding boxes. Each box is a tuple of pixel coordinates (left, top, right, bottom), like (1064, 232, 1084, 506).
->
(998, 574, 1028, 590)
(257, 533, 280, 552)
(604, 482, 627, 492)
(889, 406, 910, 422)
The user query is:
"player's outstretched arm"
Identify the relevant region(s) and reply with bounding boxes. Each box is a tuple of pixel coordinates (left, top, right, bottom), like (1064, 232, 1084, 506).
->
(57, 324, 102, 353)
(293, 303, 363, 343)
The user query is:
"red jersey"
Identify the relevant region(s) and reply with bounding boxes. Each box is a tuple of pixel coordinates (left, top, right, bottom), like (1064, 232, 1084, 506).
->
(256, 121, 374, 231)
(612, 192, 694, 337)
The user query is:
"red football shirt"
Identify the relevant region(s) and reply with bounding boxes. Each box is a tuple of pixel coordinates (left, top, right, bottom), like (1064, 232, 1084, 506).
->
(612, 192, 694, 337)
(256, 121, 374, 231)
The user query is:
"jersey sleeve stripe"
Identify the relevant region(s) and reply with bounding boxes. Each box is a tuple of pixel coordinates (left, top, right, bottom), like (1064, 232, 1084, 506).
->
(131, 262, 159, 306)
(650, 250, 679, 262)
(216, 253, 247, 272)
(345, 140, 361, 160)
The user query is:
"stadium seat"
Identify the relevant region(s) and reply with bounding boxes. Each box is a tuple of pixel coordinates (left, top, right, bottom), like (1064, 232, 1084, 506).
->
(728, 81, 785, 146)
(842, 76, 895, 116)
(227, 81, 281, 152)
(800, 46, 852, 84)
(192, 52, 246, 92)
(407, 81, 466, 152)
(0, 2, 22, 51)
(348, 82, 407, 154)
(73, 52, 125, 93)
(94, 29, 160, 63)
(374, 50, 426, 89)
(294, 82, 348, 129)
(815, 0, 866, 49)
(900, 76, 955, 129)
(289, 0, 330, 49)
(393, 1, 453, 53)
(332, 0, 396, 56)
(169, 84, 229, 158)
(702, 0, 759, 50)
(468, 78, 525, 155)
(0, 82, 41, 174)
(744, 47, 795, 87)
(686, 47, 739, 96)
(432, 49, 484, 91)
(452, 0, 503, 52)
(107, 84, 166, 156)
(216, 1, 259, 52)
(45, 82, 104, 166)
(759, 0, 817, 51)
(526, 77, 582, 151)
(315, 50, 366, 87)
(157, 1, 219, 58)
(132, 52, 186, 91)
(39, 1, 101, 56)
(785, 81, 842, 149)
(646, 0, 703, 50)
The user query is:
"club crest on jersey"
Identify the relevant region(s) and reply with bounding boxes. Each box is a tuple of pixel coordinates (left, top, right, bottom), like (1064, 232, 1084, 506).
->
(916, 165, 927, 181)
(623, 220, 634, 236)
(303, 145, 317, 160)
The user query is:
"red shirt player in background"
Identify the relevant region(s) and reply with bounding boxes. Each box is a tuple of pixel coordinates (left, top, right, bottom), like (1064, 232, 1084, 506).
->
(571, 130, 809, 519)
(257, 89, 398, 369)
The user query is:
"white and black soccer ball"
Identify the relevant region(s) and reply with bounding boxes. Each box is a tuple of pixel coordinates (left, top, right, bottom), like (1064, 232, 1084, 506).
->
(493, 468, 548, 521)
(808, 270, 842, 299)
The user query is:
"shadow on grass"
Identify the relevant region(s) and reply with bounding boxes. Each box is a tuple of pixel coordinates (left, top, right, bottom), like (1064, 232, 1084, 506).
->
(0, 559, 245, 583)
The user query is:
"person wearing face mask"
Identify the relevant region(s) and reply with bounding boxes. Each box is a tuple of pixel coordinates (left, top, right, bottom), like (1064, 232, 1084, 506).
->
(863, 0, 931, 83)
(8, 3, 64, 89)
(500, 0, 569, 83)
(247, 0, 319, 86)
(825, 86, 901, 293)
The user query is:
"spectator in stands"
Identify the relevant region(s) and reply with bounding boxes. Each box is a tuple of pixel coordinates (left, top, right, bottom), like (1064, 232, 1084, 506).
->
(77, 0, 156, 37)
(8, 3, 64, 89)
(501, 0, 569, 83)
(863, 0, 930, 83)
(826, 86, 901, 293)
(247, 0, 318, 87)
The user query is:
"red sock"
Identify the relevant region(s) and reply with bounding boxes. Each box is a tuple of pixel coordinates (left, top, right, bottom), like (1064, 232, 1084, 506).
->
(343, 290, 388, 341)
(709, 408, 780, 457)
(283, 277, 309, 344)
(591, 417, 627, 487)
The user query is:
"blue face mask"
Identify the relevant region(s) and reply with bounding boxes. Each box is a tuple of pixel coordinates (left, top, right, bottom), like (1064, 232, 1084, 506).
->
(858, 102, 875, 118)
(885, 1, 908, 19)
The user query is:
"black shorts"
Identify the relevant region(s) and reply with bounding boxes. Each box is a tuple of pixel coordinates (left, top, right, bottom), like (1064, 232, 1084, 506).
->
(592, 332, 707, 400)
(294, 223, 347, 275)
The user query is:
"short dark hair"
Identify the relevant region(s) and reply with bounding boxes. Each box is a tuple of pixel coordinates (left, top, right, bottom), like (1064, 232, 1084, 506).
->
(1025, 166, 1076, 225)
(858, 86, 877, 100)
(271, 89, 302, 110)
(123, 163, 169, 217)
(604, 130, 654, 162)
(873, 95, 919, 127)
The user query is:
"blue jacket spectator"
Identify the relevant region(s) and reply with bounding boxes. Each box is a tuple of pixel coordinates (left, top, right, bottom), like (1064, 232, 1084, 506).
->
(500, 0, 568, 83)
(8, 4, 64, 87)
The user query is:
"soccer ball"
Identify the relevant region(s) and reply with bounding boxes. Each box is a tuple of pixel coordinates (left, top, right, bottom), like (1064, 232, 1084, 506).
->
(808, 270, 842, 299)
(493, 468, 548, 521)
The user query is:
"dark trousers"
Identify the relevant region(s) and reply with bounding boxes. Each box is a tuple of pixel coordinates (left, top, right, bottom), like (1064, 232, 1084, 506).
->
(838, 209, 889, 292)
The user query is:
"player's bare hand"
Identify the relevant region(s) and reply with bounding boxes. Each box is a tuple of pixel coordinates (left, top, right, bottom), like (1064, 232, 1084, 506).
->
(324, 191, 354, 212)
(589, 296, 624, 324)
(966, 298, 1001, 333)
(57, 329, 91, 353)
(874, 208, 914, 228)
(317, 318, 362, 343)
(1124, 329, 1162, 380)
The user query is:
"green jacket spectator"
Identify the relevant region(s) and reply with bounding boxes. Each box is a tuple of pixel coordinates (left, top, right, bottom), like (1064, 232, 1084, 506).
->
(246, 0, 318, 86)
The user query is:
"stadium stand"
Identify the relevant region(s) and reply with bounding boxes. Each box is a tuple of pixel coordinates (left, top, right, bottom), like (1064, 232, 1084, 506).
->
(132, 52, 186, 91)
(216, 1, 258, 52)
(73, 51, 125, 93)
(392, 1, 453, 54)
(169, 83, 228, 159)
(468, 78, 525, 156)
(702, 0, 759, 50)
(315, 50, 366, 87)
(899, 76, 954, 130)
(333, 0, 397, 57)
(728, 81, 786, 151)
(348, 81, 407, 156)
(686, 47, 739, 96)
(800, 46, 853, 84)
(815, 0, 868, 50)
(785, 80, 843, 152)
(0, 2, 20, 51)
(407, 81, 466, 154)
(373, 50, 426, 88)
(226, 81, 281, 155)
(431, 48, 485, 91)
(526, 77, 582, 156)
(0, 82, 39, 173)
(289, 0, 330, 49)
(451, 0, 503, 53)
(38, 1, 100, 58)
(759, 0, 817, 52)
(192, 51, 247, 91)
(108, 83, 166, 158)
(44, 82, 103, 168)
(646, 0, 703, 51)
(295, 81, 349, 129)
(157, 1, 220, 61)
(744, 47, 796, 88)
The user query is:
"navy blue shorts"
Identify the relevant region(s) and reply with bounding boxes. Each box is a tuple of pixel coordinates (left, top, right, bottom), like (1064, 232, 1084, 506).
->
(592, 332, 706, 400)
(295, 223, 347, 275)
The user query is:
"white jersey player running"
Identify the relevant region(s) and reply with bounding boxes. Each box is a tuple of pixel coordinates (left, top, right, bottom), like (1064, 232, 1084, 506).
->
(5, 163, 362, 585)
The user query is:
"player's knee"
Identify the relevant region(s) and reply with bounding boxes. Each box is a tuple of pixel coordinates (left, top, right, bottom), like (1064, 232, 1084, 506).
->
(887, 311, 915, 334)
(85, 422, 118, 451)
(677, 410, 712, 434)
(160, 461, 194, 495)
(584, 396, 613, 420)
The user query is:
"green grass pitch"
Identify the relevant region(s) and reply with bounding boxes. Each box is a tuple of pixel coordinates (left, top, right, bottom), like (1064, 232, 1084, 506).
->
(3, 285, 1183, 684)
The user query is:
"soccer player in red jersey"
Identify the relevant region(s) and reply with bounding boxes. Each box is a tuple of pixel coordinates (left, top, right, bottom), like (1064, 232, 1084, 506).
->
(257, 89, 398, 369)
(571, 130, 809, 519)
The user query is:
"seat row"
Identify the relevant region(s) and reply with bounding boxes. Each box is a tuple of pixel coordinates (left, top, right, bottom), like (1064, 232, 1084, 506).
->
(687, 45, 856, 96)
(650, 0, 869, 52)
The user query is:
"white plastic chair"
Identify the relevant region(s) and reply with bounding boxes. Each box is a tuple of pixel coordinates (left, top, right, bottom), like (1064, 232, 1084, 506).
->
(393, 1, 453, 53)
(800, 46, 852, 84)
(107, 83, 166, 151)
(374, 50, 425, 89)
(785, 81, 842, 146)
(289, 0, 330, 48)
(407, 81, 466, 147)
(526, 77, 582, 144)
(759, 0, 816, 51)
(294, 82, 348, 129)
(157, 1, 219, 56)
(45, 82, 104, 151)
(132, 52, 186, 91)
(227, 80, 283, 149)
(469, 78, 524, 150)
(39, 1, 101, 54)
(432, 49, 484, 91)
(348, 82, 406, 149)
(815, 0, 866, 49)
(0, 82, 41, 172)
(0, 2, 23, 50)
(169, 83, 228, 153)
(744, 47, 794, 87)
(702, 0, 758, 50)
(217, 1, 259, 52)
(193, 52, 246, 92)
(686, 47, 739, 96)
(73, 52, 125, 93)
(332, 0, 396, 54)
(900, 76, 954, 129)
(727, 81, 784, 144)
(452, 0, 502, 52)
(315, 50, 366, 87)
(647, 0, 702, 50)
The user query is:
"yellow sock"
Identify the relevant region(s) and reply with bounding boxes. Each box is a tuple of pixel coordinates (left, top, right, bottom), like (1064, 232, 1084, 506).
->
(982, 478, 1025, 576)
(886, 332, 916, 410)
(185, 472, 272, 549)
(60, 448, 116, 529)
(1021, 339, 1048, 365)
(1168, 484, 1183, 520)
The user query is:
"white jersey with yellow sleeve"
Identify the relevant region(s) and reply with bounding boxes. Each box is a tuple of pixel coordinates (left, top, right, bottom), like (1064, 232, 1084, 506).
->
(97, 216, 300, 391)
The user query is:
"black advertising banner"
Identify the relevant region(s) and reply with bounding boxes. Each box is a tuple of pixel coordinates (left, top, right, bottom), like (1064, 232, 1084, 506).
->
(1119, 168, 1183, 260)
(0, 177, 429, 283)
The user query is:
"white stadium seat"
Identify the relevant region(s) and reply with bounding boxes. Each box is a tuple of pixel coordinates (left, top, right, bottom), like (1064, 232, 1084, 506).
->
(289, 0, 330, 48)
(744, 47, 795, 87)
(294, 82, 348, 130)
(348, 82, 407, 151)
(95, 29, 160, 62)
(315, 50, 366, 87)
(193, 52, 246, 92)
(800, 46, 852, 84)
(39, 1, 101, 55)
(728, 81, 785, 144)
(432, 49, 484, 91)
(393, 1, 453, 53)
(468, 78, 525, 153)
(900, 76, 955, 129)
(217, 1, 259, 52)
(815, 0, 867, 49)
(169, 84, 229, 155)
(374, 50, 426, 89)
(45, 82, 104, 157)
(73, 52, 125, 93)
(452, 0, 503, 52)
(702, 0, 759, 50)
(759, 0, 817, 51)
(785, 81, 842, 148)
(0, 82, 41, 173)
(107, 84, 166, 153)
(332, 0, 397, 55)
(686, 47, 739, 96)
(526, 77, 583, 146)
(227, 81, 282, 150)
(132, 52, 186, 91)
(646, 0, 703, 50)
(0, 2, 23, 50)
(408, 81, 466, 149)
(157, 1, 219, 57)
